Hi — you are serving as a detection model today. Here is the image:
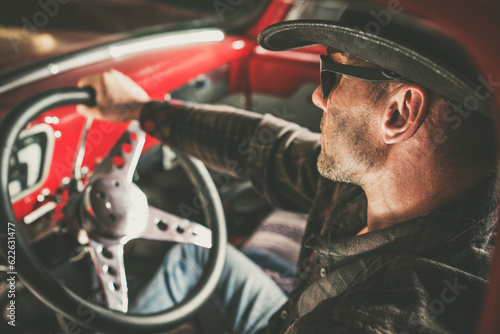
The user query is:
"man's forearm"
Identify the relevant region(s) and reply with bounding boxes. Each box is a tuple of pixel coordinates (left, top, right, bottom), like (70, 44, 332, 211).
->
(139, 99, 264, 176)
(138, 99, 321, 211)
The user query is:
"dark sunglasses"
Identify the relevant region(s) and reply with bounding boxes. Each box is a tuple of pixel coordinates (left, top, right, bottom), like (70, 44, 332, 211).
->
(320, 55, 405, 98)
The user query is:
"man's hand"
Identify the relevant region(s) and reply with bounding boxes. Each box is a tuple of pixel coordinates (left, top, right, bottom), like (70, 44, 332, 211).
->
(77, 69, 150, 122)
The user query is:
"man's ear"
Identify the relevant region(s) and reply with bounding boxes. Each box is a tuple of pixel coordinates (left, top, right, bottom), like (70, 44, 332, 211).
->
(381, 84, 429, 144)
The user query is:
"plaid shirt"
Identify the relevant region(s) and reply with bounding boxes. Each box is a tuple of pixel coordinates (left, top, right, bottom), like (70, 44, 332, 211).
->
(141, 100, 498, 334)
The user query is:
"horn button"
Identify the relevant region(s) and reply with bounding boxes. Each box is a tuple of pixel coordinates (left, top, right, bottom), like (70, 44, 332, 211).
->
(83, 176, 148, 239)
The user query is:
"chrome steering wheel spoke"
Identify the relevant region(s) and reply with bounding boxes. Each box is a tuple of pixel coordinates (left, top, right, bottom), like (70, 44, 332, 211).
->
(90, 120, 145, 183)
(140, 206, 212, 248)
(88, 238, 128, 312)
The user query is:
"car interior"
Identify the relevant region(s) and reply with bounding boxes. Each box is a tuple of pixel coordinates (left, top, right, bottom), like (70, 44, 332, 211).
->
(0, 0, 499, 333)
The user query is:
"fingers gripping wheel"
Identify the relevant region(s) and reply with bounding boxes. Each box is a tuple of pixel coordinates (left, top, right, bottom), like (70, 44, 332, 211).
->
(0, 87, 227, 333)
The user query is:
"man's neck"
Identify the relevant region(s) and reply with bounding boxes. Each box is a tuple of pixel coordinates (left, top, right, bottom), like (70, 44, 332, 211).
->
(360, 158, 489, 234)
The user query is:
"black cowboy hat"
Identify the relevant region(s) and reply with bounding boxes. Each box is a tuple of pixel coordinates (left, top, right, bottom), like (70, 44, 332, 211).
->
(258, 1, 492, 117)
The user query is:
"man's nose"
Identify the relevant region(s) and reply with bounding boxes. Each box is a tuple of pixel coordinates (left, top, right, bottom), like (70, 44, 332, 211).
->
(312, 85, 327, 110)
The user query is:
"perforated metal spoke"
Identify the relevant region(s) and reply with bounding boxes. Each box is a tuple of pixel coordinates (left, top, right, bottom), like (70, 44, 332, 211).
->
(89, 120, 145, 184)
(139, 206, 212, 248)
(88, 238, 129, 312)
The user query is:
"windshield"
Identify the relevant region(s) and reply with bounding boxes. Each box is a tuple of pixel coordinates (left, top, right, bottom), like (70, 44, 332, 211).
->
(0, 0, 269, 76)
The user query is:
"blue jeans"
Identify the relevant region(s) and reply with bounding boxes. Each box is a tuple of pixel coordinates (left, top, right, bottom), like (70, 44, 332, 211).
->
(130, 243, 288, 334)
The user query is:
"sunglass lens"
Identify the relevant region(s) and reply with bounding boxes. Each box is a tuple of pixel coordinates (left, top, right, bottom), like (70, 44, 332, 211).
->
(321, 71, 332, 99)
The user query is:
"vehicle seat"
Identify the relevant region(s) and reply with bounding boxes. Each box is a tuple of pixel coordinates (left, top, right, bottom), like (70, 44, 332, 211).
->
(242, 209, 308, 295)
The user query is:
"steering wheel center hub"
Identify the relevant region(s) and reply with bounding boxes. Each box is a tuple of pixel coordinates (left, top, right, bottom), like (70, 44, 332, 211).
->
(83, 176, 148, 239)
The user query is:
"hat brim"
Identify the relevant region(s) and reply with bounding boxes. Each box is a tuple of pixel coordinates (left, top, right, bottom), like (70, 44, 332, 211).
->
(258, 19, 492, 117)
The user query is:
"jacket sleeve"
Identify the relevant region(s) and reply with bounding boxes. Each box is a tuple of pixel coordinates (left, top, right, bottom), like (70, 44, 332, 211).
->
(140, 100, 321, 212)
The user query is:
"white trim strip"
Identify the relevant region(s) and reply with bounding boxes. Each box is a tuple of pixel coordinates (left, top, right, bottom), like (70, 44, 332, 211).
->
(0, 29, 225, 95)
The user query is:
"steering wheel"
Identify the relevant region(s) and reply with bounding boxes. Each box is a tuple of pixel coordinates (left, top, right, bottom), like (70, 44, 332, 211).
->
(0, 87, 227, 333)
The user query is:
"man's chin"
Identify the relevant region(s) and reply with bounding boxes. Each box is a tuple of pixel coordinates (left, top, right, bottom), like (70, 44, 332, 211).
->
(317, 152, 356, 184)
(317, 152, 338, 180)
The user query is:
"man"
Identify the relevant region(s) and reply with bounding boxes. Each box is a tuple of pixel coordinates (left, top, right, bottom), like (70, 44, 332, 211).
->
(77, 2, 498, 333)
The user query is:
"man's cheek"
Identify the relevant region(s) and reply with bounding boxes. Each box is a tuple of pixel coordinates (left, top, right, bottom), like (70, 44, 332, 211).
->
(320, 114, 326, 132)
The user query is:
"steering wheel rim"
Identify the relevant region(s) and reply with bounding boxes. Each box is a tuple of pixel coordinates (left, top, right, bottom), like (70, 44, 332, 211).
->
(0, 87, 227, 333)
